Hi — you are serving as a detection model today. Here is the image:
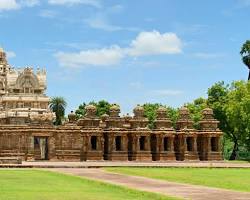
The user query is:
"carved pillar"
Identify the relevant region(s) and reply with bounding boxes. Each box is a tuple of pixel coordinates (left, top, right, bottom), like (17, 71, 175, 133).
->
(217, 136, 221, 152)
(145, 136, 150, 151)
(169, 137, 174, 151)
(207, 136, 211, 152)
(184, 136, 187, 152)
(48, 136, 56, 160)
(27, 135, 34, 161)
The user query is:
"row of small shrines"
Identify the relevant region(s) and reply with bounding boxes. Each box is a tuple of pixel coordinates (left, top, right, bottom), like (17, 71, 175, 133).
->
(0, 105, 223, 161)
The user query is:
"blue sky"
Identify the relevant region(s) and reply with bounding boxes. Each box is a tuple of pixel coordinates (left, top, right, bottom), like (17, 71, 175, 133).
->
(0, 0, 249, 114)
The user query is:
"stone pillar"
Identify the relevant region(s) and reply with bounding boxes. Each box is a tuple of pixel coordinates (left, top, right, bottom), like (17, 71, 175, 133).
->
(145, 136, 150, 151)
(207, 136, 211, 152)
(170, 137, 174, 151)
(26, 135, 34, 161)
(217, 137, 221, 152)
(48, 136, 56, 160)
(184, 136, 187, 152)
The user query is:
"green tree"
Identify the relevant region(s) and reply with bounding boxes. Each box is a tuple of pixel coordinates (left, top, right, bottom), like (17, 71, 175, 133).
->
(142, 103, 178, 129)
(185, 97, 208, 129)
(143, 103, 161, 129)
(207, 81, 250, 160)
(75, 100, 111, 118)
(240, 40, 250, 80)
(49, 96, 67, 125)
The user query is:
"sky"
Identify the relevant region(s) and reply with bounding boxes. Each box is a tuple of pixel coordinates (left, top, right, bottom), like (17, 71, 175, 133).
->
(0, 0, 249, 114)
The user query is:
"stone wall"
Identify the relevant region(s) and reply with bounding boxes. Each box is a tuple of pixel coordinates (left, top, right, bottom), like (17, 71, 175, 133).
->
(0, 106, 223, 161)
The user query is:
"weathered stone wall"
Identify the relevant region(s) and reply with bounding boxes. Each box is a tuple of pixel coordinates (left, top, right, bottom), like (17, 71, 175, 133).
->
(0, 106, 223, 162)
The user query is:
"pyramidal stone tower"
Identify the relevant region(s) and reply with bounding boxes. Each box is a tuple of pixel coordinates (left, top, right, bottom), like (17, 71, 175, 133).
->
(0, 48, 54, 125)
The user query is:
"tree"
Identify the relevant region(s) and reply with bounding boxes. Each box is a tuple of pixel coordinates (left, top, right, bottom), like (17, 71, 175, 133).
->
(185, 97, 208, 129)
(75, 100, 111, 118)
(240, 40, 250, 80)
(207, 81, 250, 160)
(49, 97, 67, 125)
(142, 103, 178, 129)
(143, 103, 161, 129)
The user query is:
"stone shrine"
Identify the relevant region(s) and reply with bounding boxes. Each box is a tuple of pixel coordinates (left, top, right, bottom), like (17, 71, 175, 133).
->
(0, 48, 223, 161)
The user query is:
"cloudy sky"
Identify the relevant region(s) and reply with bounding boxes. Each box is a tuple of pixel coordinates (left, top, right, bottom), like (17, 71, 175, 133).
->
(0, 0, 249, 114)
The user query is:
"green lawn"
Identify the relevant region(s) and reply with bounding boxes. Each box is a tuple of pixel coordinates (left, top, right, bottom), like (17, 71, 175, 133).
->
(105, 167, 250, 192)
(0, 170, 178, 200)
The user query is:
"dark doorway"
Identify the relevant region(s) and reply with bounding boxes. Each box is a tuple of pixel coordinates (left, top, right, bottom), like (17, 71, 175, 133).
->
(139, 136, 146, 151)
(164, 137, 169, 151)
(115, 136, 122, 151)
(128, 135, 133, 161)
(34, 137, 48, 160)
(186, 137, 193, 151)
(211, 137, 218, 151)
(91, 136, 97, 150)
(151, 135, 157, 161)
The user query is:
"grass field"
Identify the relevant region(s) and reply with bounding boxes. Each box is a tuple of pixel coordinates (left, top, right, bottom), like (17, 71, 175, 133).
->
(105, 167, 250, 192)
(0, 170, 179, 200)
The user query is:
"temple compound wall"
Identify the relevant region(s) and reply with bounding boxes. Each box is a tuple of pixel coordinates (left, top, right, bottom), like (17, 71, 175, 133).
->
(0, 48, 223, 161)
(0, 105, 223, 162)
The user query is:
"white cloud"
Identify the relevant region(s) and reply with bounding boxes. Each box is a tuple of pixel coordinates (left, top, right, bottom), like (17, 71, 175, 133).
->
(0, 0, 19, 11)
(0, 0, 39, 11)
(151, 89, 183, 96)
(6, 51, 16, 58)
(55, 31, 183, 68)
(48, 0, 101, 8)
(127, 31, 182, 56)
(55, 45, 124, 68)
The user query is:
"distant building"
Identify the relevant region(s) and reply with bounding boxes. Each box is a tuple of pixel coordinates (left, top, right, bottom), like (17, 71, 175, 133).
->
(0, 48, 53, 124)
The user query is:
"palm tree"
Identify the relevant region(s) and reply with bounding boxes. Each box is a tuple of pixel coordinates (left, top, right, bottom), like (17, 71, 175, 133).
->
(49, 97, 67, 125)
(240, 40, 250, 81)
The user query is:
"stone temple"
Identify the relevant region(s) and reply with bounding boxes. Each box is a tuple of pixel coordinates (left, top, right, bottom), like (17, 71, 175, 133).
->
(0, 48, 223, 162)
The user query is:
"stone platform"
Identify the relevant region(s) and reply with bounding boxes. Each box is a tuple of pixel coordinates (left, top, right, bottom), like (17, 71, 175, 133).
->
(0, 157, 22, 164)
(0, 161, 250, 168)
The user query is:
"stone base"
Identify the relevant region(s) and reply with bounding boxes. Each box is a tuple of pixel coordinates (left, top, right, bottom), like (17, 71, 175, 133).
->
(129, 151, 152, 161)
(176, 151, 199, 161)
(184, 151, 199, 161)
(84, 151, 103, 161)
(158, 151, 176, 161)
(106, 151, 128, 161)
(0, 157, 22, 164)
(207, 152, 223, 161)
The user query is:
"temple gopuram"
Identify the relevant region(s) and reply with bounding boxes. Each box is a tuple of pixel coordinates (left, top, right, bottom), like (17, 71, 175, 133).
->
(0, 48, 223, 161)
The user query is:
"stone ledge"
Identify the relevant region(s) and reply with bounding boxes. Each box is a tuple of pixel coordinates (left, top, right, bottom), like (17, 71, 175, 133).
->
(0, 157, 22, 164)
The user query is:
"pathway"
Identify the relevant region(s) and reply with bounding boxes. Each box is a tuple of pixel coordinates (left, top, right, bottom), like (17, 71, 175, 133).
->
(48, 168, 250, 200)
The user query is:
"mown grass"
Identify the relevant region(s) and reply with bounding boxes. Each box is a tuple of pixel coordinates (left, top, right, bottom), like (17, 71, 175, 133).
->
(105, 167, 250, 192)
(0, 170, 179, 200)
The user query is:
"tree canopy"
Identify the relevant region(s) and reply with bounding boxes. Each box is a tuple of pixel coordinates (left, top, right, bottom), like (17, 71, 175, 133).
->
(240, 40, 250, 80)
(75, 100, 111, 119)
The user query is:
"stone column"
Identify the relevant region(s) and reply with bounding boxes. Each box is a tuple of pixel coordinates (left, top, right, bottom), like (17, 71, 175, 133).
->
(193, 137, 197, 152)
(27, 135, 34, 161)
(207, 136, 211, 152)
(184, 136, 187, 152)
(48, 136, 56, 160)
(145, 136, 150, 151)
(169, 137, 174, 151)
(217, 136, 221, 152)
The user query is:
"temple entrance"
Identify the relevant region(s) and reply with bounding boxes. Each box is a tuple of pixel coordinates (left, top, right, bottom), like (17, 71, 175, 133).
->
(34, 137, 48, 160)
